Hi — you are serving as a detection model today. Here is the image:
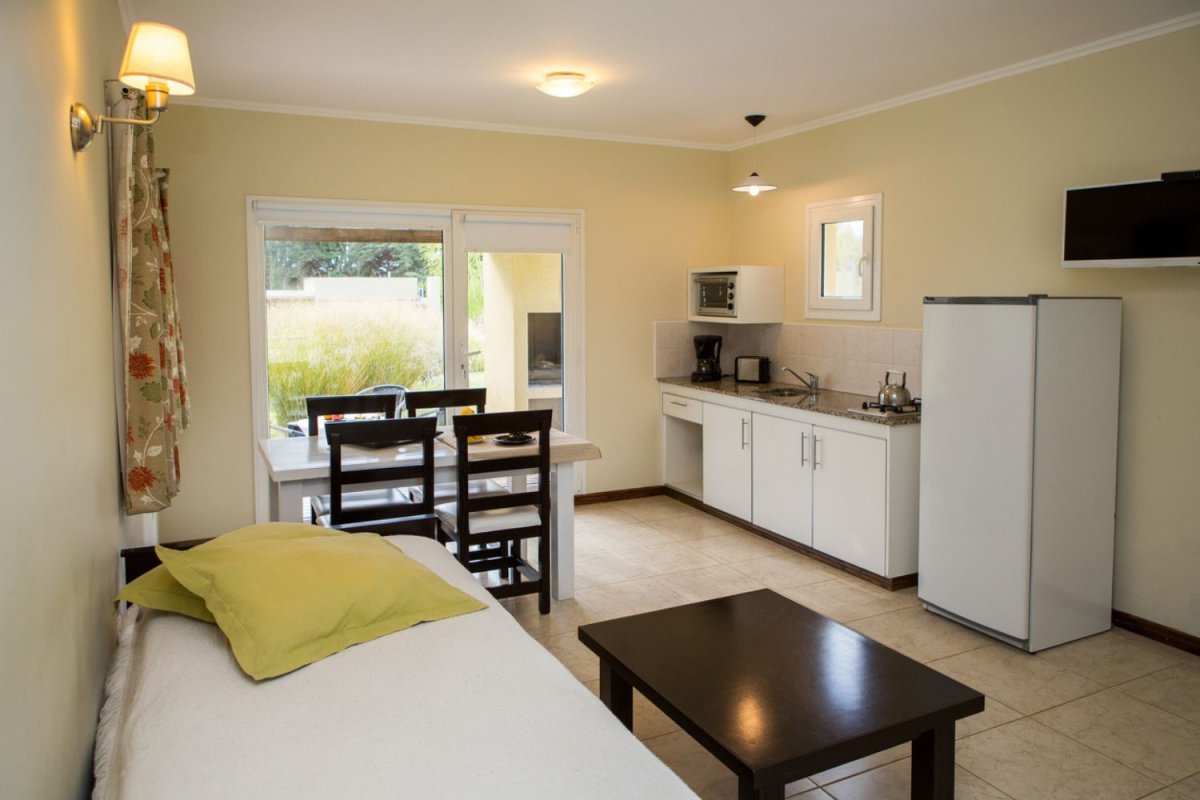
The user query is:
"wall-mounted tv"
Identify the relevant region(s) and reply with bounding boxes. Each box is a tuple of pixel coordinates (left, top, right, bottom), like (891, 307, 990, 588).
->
(1063, 175, 1200, 268)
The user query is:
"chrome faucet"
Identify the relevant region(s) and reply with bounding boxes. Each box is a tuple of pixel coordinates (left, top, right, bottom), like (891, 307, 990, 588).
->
(781, 366, 820, 393)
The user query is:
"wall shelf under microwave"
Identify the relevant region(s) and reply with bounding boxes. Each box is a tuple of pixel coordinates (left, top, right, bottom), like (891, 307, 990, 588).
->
(689, 265, 784, 324)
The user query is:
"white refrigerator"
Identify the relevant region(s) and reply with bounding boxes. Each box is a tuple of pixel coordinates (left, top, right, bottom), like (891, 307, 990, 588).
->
(918, 296, 1121, 652)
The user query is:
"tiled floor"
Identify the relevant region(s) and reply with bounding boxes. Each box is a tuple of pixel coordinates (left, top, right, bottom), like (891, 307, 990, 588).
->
(499, 496, 1200, 800)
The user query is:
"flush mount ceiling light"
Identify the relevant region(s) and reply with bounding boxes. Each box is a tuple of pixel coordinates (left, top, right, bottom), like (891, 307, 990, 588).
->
(536, 72, 595, 98)
(69, 21, 196, 152)
(732, 114, 778, 196)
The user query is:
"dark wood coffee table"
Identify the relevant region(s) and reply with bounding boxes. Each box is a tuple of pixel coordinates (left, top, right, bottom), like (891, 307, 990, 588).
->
(578, 589, 984, 800)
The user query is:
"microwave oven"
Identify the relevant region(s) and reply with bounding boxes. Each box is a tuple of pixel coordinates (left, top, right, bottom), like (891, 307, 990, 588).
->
(689, 266, 784, 324)
(694, 273, 737, 317)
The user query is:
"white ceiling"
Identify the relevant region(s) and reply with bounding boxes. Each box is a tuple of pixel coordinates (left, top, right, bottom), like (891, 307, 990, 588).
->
(126, 0, 1200, 149)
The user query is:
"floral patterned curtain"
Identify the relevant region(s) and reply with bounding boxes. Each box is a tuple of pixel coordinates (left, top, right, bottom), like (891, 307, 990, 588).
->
(107, 81, 191, 514)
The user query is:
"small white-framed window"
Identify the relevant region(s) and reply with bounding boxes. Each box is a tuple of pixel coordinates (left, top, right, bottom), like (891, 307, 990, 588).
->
(805, 193, 882, 321)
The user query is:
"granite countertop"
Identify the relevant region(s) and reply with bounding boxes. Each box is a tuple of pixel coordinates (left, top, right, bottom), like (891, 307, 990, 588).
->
(658, 376, 921, 426)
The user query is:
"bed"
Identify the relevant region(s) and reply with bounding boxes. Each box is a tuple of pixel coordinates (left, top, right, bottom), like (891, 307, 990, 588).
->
(94, 535, 698, 799)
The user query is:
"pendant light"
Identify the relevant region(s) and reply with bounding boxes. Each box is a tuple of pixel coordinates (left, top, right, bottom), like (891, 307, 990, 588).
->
(732, 114, 778, 196)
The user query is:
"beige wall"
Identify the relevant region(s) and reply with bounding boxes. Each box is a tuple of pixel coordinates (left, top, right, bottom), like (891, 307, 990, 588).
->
(0, 0, 125, 795)
(729, 27, 1200, 636)
(153, 27, 1196, 638)
(152, 109, 731, 539)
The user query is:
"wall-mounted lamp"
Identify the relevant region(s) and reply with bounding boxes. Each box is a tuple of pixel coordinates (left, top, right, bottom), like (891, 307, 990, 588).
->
(70, 21, 196, 152)
(732, 114, 778, 196)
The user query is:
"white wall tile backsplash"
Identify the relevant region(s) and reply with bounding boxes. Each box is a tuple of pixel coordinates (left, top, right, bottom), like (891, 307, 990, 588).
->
(653, 321, 923, 397)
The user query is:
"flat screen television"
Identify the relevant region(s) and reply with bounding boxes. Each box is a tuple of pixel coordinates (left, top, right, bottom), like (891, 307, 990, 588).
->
(1063, 177, 1200, 268)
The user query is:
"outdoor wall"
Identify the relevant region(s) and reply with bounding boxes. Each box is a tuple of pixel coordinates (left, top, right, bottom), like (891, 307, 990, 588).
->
(728, 27, 1200, 636)
(0, 0, 126, 796)
(152, 107, 731, 540)
(481, 252, 563, 412)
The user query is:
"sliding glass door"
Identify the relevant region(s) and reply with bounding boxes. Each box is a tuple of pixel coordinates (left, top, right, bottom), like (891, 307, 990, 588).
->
(455, 212, 579, 432)
(248, 201, 584, 519)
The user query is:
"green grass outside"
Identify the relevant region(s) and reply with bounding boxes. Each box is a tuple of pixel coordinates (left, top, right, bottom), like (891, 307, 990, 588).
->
(266, 300, 445, 431)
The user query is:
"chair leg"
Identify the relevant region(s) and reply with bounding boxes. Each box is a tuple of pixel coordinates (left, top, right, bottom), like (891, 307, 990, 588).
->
(454, 533, 470, 569)
(538, 530, 550, 615)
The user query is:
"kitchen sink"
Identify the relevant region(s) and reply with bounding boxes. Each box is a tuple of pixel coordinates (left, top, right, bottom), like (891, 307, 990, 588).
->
(757, 387, 813, 398)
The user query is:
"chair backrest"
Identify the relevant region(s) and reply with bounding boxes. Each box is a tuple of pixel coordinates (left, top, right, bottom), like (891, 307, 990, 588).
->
(449, 409, 552, 536)
(404, 388, 486, 422)
(306, 393, 398, 437)
(324, 416, 438, 535)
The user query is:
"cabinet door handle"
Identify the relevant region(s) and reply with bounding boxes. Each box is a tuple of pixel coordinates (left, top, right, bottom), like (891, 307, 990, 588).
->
(800, 431, 807, 467)
(814, 435, 822, 468)
(669, 400, 687, 407)
(741, 418, 749, 449)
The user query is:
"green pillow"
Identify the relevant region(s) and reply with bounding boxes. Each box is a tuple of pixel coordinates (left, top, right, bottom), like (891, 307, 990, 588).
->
(118, 522, 338, 622)
(155, 533, 486, 680)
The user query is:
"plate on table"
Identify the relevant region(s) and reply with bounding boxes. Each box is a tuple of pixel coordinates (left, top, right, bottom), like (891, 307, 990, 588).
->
(493, 432, 534, 446)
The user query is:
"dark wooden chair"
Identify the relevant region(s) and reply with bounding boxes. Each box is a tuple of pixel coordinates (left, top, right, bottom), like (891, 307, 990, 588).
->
(403, 388, 508, 505)
(403, 388, 487, 421)
(307, 393, 399, 435)
(316, 416, 439, 538)
(306, 393, 403, 522)
(436, 409, 553, 613)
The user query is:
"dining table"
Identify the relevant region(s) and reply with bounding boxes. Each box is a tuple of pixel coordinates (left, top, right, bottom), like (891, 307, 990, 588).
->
(256, 428, 602, 600)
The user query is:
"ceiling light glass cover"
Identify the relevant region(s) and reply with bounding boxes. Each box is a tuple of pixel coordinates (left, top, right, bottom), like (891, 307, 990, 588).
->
(537, 72, 594, 98)
(733, 114, 778, 196)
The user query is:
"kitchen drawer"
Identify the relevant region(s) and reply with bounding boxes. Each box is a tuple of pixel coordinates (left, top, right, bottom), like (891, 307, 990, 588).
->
(662, 393, 702, 424)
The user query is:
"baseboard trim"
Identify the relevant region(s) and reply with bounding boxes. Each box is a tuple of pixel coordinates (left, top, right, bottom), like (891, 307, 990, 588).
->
(660, 487, 916, 591)
(1112, 609, 1200, 657)
(575, 486, 666, 506)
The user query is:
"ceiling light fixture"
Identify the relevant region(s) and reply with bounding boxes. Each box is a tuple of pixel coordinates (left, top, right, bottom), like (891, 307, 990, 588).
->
(732, 114, 778, 196)
(69, 21, 196, 152)
(536, 72, 594, 98)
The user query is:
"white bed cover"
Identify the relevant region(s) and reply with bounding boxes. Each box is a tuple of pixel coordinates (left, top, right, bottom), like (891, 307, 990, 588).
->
(95, 536, 697, 799)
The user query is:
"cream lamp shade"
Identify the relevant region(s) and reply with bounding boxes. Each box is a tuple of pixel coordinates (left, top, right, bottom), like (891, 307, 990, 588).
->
(118, 22, 196, 97)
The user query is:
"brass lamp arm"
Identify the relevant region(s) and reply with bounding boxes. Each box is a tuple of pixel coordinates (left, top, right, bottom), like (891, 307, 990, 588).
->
(69, 103, 161, 153)
(95, 110, 161, 133)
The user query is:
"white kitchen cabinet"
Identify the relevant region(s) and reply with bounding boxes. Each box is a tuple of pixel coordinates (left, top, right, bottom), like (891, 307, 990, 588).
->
(661, 393, 703, 499)
(751, 413, 812, 546)
(702, 402, 752, 519)
(660, 382, 919, 581)
(812, 426, 887, 575)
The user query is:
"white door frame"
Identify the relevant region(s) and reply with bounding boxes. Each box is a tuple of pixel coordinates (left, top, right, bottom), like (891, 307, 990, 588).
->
(246, 196, 587, 522)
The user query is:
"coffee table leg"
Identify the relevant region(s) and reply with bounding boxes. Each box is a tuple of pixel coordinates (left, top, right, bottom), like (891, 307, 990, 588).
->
(911, 721, 955, 800)
(738, 778, 784, 800)
(599, 661, 633, 731)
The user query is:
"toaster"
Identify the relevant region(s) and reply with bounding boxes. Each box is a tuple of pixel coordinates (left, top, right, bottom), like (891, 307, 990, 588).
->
(735, 356, 771, 383)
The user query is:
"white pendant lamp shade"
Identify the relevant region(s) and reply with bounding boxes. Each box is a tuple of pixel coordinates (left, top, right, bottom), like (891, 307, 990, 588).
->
(118, 22, 196, 96)
(732, 114, 777, 196)
(536, 72, 594, 98)
(733, 172, 778, 196)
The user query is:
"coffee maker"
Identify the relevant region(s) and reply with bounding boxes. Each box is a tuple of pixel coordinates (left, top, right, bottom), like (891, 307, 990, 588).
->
(691, 335, 723, 382)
